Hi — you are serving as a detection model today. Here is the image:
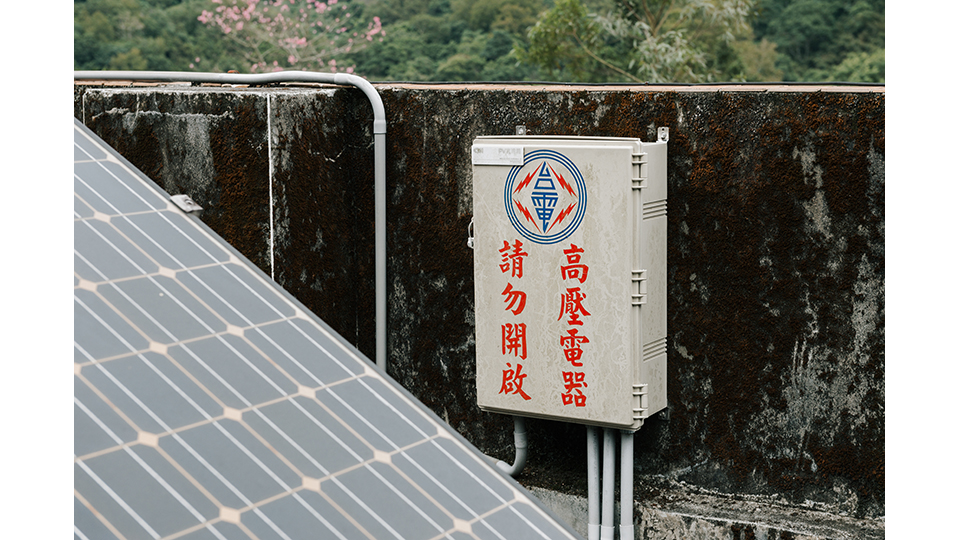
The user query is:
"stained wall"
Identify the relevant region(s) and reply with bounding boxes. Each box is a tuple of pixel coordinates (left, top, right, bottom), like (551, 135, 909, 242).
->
(75, 82, 885, 518)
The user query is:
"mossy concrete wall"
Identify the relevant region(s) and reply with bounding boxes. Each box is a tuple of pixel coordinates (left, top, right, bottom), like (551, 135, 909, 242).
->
(75, 82, 885, 523)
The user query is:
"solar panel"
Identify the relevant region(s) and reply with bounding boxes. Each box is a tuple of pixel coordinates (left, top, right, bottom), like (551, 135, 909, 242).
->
(73, 118, 583, 540)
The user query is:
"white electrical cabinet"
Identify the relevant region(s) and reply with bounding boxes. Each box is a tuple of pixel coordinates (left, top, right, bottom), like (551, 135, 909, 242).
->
(471, 134, 667, 431)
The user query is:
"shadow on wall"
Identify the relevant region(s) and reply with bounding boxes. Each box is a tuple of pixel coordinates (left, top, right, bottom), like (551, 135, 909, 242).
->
(75, 83, 885, 518)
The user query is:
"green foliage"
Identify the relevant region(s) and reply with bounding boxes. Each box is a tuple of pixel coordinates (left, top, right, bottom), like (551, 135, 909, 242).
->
(75, 0, 239, 71)
(451, 0, 544, 34)
(374, 0, 449, 24)
(519, 0, 613, 82)
(349, 14, 464, 79)
(109, 47, 149, 70)
(436, 53, 487, 80)
(74, 0, 883, 82)
(351, 0, 547, 80)
(196, 1, 384, 73)
(521, 0, 764, 82)
(824, 48, 884, 83)
(729, 37, 782, 81)
(753, 0, 884, 81)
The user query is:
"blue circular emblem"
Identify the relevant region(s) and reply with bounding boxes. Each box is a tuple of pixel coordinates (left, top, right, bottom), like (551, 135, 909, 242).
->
(504, 150, 587, 245)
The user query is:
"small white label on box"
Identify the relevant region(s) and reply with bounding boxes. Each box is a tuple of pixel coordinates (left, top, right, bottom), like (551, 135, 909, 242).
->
(471, 145, 524, 166)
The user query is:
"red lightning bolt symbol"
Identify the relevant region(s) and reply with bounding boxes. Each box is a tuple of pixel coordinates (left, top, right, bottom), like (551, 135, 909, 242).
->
(548, 203, 577, 232)
(549, 164, 576, 196)
(515, 200, 536, 225)
(514, 170, 536, 194)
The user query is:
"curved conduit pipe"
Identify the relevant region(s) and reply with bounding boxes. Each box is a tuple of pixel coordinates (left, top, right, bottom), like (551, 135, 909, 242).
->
(74, 70, 389, 372)
(493, 416, 527, 477)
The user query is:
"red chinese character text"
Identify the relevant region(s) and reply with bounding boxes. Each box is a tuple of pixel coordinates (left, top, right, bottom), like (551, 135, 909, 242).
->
(560, 244, 589, 283)
(560, 328, 589, 367)
(499, 240, 528, 278)
(561, 371, 587, 407)
(500, 362, 532, 400)
(558, 287, 591, 325)
(502, 323, 527, 359)
(501, 283, 527, 315)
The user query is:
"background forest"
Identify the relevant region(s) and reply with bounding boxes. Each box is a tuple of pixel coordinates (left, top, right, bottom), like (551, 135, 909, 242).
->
(74, 0, 884, 83)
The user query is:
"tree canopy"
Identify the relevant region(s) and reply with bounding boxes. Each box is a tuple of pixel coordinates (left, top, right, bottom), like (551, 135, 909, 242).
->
(520, 0, 772, 83)
(74, 0, 884, 82)
(753, 0, 884, 82)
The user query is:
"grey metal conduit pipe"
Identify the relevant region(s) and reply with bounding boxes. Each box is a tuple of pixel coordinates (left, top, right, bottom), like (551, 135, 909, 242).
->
(587, 426, 600, 540)
(601, 428, 616, 540)
(494, 416, 527, 476)
(620, 429, 635, 540)
(74, 70, 389, 372)
(589, 427, 638, 540)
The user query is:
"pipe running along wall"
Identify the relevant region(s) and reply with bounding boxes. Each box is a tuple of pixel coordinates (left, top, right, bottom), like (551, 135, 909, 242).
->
(587, 426, 600, 540)
(587, 426, 637, 539)
(78, 72, 531, 485)
(494, 416, 528, 476)
(601, 428, 616, 540)
(73, 70, 389, 372)
(620, 430, 635, 539)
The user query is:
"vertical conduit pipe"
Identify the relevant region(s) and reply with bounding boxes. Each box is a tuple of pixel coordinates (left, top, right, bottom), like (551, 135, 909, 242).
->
(373, 129, 386, 372)
(620, 430, 635, 539)
(74, 70, 389, 372)
(587, 426, 600, 540)
(601, 428, 616, 540)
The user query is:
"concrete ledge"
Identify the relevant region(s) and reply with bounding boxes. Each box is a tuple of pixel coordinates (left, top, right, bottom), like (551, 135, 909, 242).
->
(528, 480, 884, 540)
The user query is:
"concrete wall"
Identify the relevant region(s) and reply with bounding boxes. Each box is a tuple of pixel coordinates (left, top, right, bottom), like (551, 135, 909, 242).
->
(75, 82, 885, 523)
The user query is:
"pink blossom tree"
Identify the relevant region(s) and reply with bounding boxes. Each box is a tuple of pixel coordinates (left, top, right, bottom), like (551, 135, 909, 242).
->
(198, 0, 384, 73)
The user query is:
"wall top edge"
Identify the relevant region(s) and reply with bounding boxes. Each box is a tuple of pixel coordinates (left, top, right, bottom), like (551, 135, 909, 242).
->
(377, 83, 885, 93)
(74, 80, 885, 94)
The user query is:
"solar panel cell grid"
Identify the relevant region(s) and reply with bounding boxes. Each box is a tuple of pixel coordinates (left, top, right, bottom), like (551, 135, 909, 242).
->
(74, 118, 582, 540)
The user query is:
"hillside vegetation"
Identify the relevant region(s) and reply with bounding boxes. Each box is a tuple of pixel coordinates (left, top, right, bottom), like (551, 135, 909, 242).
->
(74, 0, 884, 82)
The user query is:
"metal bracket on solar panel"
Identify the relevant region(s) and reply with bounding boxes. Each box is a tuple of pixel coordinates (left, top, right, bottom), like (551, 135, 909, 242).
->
(171, 194, 203, 213)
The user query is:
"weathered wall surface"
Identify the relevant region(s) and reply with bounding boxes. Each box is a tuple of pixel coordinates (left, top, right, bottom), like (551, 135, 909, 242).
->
(75, 83, 884, 521)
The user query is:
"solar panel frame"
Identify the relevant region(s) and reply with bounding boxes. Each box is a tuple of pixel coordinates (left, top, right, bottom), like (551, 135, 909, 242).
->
(74, 118, 584, 540)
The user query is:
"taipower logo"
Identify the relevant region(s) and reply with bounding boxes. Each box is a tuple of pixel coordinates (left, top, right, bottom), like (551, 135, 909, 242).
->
(504, 150, 586, 245)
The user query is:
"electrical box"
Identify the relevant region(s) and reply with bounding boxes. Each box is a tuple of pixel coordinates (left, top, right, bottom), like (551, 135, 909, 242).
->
(471, 134, 667, 431)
